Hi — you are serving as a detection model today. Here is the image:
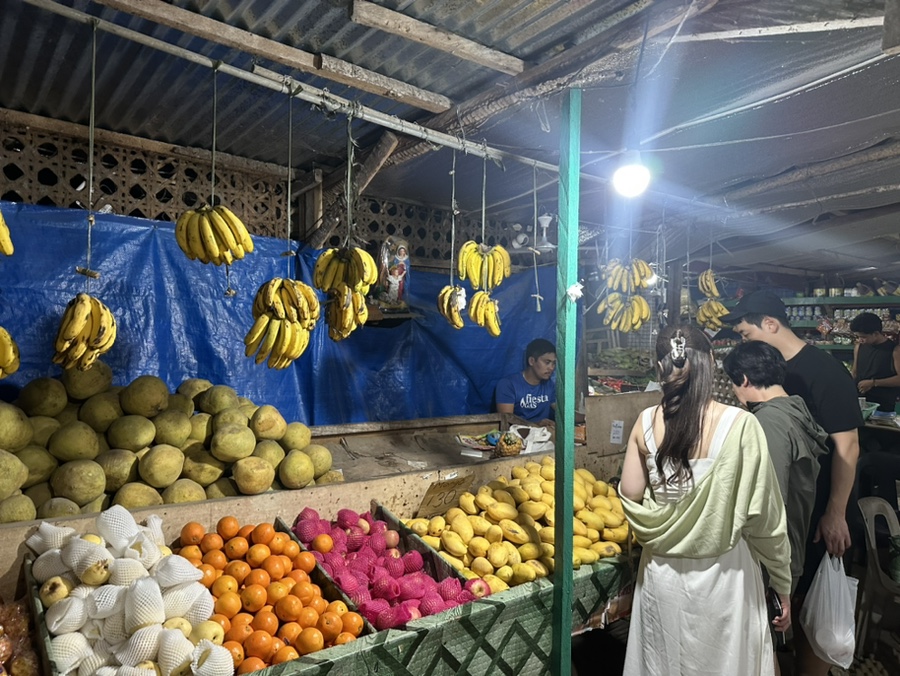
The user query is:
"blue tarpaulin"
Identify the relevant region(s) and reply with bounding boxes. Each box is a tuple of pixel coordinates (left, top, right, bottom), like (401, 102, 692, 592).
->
(0, 202, 557, 425)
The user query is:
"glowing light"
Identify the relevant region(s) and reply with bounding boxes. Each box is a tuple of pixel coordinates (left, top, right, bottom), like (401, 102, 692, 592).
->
(612, 151, 651, 198)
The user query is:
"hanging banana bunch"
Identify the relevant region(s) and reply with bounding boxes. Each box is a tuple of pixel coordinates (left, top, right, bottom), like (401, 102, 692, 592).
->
(457, 241, 512, 292)
(244, 278, 319, 368)
(0, 209, 13, 256)
(596, 293, 651, 333)
(52, 293, 117, 371)
(696, 299, 729, 331)
(437, 285, 466, 329)
(324, 281, 368, 342)
(174, 204, 254, 265)
(468, 291, 502, 337)
(313, 246, 378, 295)
(698, 268, 721, 299)
(603, 258, 654, 294)
(0, 327, 20, 378)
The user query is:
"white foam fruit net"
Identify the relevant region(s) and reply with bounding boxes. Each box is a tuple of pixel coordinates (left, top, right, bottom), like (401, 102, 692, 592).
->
(75, 639, 113, 676)
(50, 631, 92, 674)
(162, 581, 207, 620)
(102, 608, 128, 646)
(96, 505, 141, 555)
(32, 549, 70, 583)
(157, 627, 194, 676)
(88, 583, 128, 618)
(191, 639, 235, 676)
(153, 555, 203, 589)
(44, 596, 87, 635)
(113, 623, 162, 667)
(110, 557, 150, 586)
(124, 532, 162, 569)
(125, 577, 165, 634)
(26, 522, 77, 555)
(183, 590, 215, 627)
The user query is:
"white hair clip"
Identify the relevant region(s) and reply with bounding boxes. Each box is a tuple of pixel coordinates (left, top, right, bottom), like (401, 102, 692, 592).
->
(670, 331, 687, 366)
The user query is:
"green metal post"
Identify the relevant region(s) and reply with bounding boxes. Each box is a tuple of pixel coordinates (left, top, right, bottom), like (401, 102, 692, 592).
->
(551, 87, 581, 676)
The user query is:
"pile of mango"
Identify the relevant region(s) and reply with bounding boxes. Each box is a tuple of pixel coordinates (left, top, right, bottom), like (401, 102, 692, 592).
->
(404, 456, 629, 590)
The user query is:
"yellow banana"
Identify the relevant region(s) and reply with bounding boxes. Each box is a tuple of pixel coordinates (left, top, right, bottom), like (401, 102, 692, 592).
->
(185, 210, 209, 262)
(458, 241, 478, 280)
(207, 207, 242, 260)
(352, 290, 369, 325)
(0, 210, 12, 256)
(244, 314, 271, 355)
(268, 317, 293, 369)
(484, 299, 501, 337)
(174, 210, 195, 260)
(196, 209, 222, 265)
(58, 294, 94, 344)
(254, 317, 283, 365)
(214, 205, 254, 254)
(296, 281, 321, 326)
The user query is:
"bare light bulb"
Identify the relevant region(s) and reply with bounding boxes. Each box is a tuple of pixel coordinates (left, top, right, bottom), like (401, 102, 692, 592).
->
(612, 151, 651, 197)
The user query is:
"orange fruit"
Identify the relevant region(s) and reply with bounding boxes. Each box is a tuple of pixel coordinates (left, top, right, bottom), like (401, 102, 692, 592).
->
(261, 555, 285, 581)
(266, 581, 290, 606)
(277, 621, 302, 645)
(270, 637, 286, 655)
(274, 594, 303, 623)
(317, 611, 343, 643)
(251, 523, 276, 546)
(224, 560, 251, 586)
(310, 534, 333, 554)
(223, 640, 245, 668)
(214, 591, 242, 619)
(282, 539, 300, 560)
(224, 622, 254, 645)
(286, 569, 309, 585)
(243, 630, 274, 661)
(202, 549, 227, 570)
(281, 576, 297, 592)
(272, 644, 300, 664)
(246, 544, 272, 568)
(198, 563, 217, 588)
(268, 532, 289, 555)
(231, 612, 255, 627)
(295, 626, 325, 655)
(236, 656, 266, 674)
(290, 581, 315, 605)
(238, 524, 256, 539)
(241, 584, 268, 613)
(308, 595, 328, 616)
(200, 532, 224, 554)
(180, 521, 205, 547)
(333, 631, 357, 645)
(224, 536, 249, 561)
(310, 583, 322, 598)
(278, 554, 294, 574)
(209, 613, 232, 634)
(326, 600, 349, 617)
(217, 516, 241, 540)
(297, 606, 319, 629)
(251, 610, 279, 636)
(212, 574, 239, 597)
(293, 551, 316, 574)
(178, 545, 202, 561)
(244, 569, 271, 589)
(341, 611, 364, 638)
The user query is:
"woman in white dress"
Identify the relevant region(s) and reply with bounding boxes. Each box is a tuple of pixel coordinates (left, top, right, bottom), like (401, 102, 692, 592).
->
(619, 325, 792, 675)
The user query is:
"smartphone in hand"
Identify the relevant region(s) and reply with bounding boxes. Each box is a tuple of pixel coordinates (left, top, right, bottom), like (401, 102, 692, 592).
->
(766, 587, 785, 647)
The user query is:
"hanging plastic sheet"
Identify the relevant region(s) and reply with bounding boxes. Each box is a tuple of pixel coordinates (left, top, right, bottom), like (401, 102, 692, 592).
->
(0, 202, 557, 425)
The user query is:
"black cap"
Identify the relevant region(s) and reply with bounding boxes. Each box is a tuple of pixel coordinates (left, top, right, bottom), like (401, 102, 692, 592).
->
(721, 290, 787, 324)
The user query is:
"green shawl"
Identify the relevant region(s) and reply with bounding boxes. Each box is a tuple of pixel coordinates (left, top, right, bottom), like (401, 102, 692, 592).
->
(621, 411, 792, 595)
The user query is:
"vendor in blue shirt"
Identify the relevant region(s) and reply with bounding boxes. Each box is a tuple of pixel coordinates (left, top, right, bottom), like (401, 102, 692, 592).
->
(495, 338, 558, 427)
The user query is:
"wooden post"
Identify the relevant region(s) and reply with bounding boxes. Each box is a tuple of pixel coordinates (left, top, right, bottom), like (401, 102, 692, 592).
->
(551, 87, 581, 676)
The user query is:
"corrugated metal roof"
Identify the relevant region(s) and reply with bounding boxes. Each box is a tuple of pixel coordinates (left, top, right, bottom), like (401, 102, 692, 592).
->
(3, 0, 900, 282)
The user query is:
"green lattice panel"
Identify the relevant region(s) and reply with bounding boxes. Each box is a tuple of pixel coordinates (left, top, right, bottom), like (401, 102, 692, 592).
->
(570, 559, 632, 626)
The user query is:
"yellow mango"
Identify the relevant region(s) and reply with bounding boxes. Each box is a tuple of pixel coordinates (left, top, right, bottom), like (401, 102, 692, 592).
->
(440, 530, 468, 557)
(483, 574, 510, 594)
(487, 542, 509, 568)
(486, 502, 518, 522)
(450, 514, 474, 543)
(495, 565, 514, 584)
(524, 559, 550, 578)
(511, 562, 537, 585)
(470, 556, 494, 577)
(506, 485, 530, 504)
(575, 468, 597, 485)
(540, 464, 555, 481)
(597, 508, 624, 528)
(518, 500, 549, 520)
(492, 489, 516, 507)
(589, 495, 612, 511)
(511, 466, 530, 481)
(427, 515, 446, 537)
(540, 480, 556, 496)
(573, 535, 593, 549)
(440, 552, 465, 570)
(539, 526, 556, 544)
(458, 492, 478, 515)
(407, 518, 429, 536)
(499, 518, 530, 545)
(517, 542, 542, 561)
(467, 514, 492, 536)
(422, 535, 441, 550)
(590, 541, 621, 558)
(574, 546, 600, 565)
(467, 536, 490, 558)
(484, 524, 505, 544)
(474, 492, 497, 511)
(576, 508, 605, 531)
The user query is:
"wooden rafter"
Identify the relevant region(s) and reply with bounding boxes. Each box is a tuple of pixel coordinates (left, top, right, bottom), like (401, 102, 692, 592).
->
(351, 0, 525, 76)
(90, 0, 452, 113)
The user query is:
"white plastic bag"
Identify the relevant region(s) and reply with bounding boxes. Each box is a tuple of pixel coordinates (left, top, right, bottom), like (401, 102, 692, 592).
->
(508, 425, 554, 455)
(799, 554, 858, 668)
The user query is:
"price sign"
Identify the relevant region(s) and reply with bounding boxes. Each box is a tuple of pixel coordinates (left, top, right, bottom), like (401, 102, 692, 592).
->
(415, 474, 474, 518)
(610, 419, 625, 444)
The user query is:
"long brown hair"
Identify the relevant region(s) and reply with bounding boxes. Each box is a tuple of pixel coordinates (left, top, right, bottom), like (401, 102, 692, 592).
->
(654, 325, 715, 484)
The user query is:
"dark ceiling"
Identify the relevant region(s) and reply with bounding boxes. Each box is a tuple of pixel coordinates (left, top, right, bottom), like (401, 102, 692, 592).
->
(2, 0, 900, 289)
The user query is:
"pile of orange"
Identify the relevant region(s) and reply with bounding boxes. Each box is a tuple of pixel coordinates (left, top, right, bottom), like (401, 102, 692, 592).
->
(176, 517, 364, 674)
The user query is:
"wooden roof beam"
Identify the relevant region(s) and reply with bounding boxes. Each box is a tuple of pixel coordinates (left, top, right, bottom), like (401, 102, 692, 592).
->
(90, 0, 452, 113)
(351, 0, 525, 76)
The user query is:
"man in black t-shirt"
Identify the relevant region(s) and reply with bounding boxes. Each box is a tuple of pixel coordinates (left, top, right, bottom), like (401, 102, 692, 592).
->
(724, 291, 862, 676)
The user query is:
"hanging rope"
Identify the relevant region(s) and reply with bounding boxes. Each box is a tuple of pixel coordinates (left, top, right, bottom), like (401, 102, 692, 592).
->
(480, 149, 488, 244)
(449, 149, 458, 287)
(79, 20, 100, 289)
(285, 85, 294, 277)
(210, 64, 219, 207)
(344, 112, 356, 248)
(531, 163, 543, 312)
